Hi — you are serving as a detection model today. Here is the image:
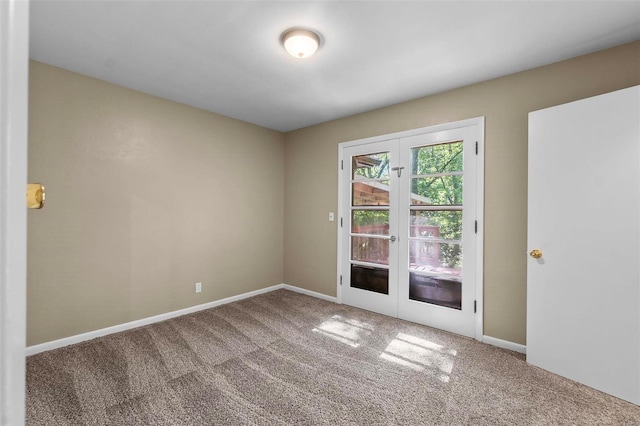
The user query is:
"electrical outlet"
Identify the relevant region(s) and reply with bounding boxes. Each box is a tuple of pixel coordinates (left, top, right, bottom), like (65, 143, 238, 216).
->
(195, 282, 202, 293)
(329, 212, 335, 221)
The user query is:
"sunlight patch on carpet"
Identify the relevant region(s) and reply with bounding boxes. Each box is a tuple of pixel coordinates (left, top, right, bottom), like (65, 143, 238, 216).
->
(380, 332, 456, 382)
(312, 315, 374, 348)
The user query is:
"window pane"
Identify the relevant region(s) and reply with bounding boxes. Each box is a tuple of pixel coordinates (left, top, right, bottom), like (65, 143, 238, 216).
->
(411, 141, 463, 175)
(352, 152, 390, 180)
(410, 210, 462, 241)
(352, 180, 390, 206)
(409, 273, 461, 310)
(410, 175, 462, 206)
(351, 236, 389, 265)
(409, 242, 462, 274)
(352, 210, 389, 235)
(351, 265, 389, 295)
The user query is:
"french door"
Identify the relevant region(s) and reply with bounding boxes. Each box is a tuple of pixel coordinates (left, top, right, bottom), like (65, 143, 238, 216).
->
(339, 120, 482, 338)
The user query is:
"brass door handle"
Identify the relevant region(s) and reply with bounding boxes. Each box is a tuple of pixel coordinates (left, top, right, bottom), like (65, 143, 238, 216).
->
(27, 183, 45, 209)
(529, 249, 542, 259)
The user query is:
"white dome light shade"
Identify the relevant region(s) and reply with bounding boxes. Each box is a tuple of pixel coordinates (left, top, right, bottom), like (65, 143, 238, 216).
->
(281, 29, 321, 59)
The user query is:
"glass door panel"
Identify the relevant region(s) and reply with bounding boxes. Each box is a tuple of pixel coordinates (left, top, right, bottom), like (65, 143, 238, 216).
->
(409, 273, 462, 310)
(351, 236, 389, 265)
(409, 210, 462, 239)
(352, 210, 389, 234)
(410, 176, 463, 206)
(350, 150, 392, 289)
(351, 265, 389, 294)
(352, 181, 391, 206)
(411, 141, 463, 175)
(353, 152, 390, 179)
(407, 139, 464, 310)
(409, 208, 463, 307)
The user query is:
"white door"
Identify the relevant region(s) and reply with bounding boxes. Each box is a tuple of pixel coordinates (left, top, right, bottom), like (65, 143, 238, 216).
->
(397, 127, 478, 337)
(527, 86, 640, 405)
(341, 139, 400, 318)
(340, 120, 483, 338)
(0, 0, 29, 424)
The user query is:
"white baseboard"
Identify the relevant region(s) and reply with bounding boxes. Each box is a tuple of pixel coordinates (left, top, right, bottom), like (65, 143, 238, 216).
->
(282, 284, 337, 303)
(36, 284, 528, 357)
(26, 283, 338, 356)
(27, 284, 284, 356)
(483, 335, 526, 354)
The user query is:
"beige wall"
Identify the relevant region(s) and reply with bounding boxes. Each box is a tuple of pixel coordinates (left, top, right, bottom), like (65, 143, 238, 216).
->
(28, 42, 639, 347)
(283, 41, 640, 345)
(28, 61, 285, 346)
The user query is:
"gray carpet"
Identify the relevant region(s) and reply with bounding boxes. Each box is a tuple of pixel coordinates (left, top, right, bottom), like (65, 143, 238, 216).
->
(27, 289, 640, 425)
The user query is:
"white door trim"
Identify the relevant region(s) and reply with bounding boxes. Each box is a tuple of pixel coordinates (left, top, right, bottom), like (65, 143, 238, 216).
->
(337, 117, 484, 341)
(473, 119, 485, 341)
(0, 1, 29, 424)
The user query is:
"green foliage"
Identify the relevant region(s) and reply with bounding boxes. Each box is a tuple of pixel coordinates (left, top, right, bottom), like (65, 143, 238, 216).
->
(411, 142, 463, 205)
(412, 142, 463, 175)
(411, 142, 463, 268)
(441, 244, 462, 268)
(353, 210, 388, 229)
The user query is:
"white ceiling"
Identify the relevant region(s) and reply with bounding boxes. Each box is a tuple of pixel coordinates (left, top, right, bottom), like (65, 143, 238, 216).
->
(30, 1, 640, 132)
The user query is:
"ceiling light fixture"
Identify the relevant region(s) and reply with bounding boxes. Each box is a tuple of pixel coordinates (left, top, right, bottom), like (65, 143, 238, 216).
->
(281, 28, 321, 59)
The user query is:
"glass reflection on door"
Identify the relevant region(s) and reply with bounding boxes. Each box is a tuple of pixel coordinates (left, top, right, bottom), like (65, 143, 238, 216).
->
(408, 141, 463, 309)
(350, 152, 391, 294)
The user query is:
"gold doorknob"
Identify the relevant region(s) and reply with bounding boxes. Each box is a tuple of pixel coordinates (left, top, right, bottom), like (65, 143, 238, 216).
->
(27, 183, 45, 209)
(529, 249, 542, 259)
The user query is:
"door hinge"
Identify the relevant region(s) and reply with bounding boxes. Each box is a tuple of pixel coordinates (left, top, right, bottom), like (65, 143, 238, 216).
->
(474, 220, 478, 234)
(341, 160, 343, 170)
(340, 217, 343, 227)
(475, 141, 478, 155)
(340, 275, 343, 286)
(474, 300, 477, 313)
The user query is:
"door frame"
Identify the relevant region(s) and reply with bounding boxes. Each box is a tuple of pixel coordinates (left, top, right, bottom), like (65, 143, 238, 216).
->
(337, 117, 485, 341)
(0, 0, 29, 424)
